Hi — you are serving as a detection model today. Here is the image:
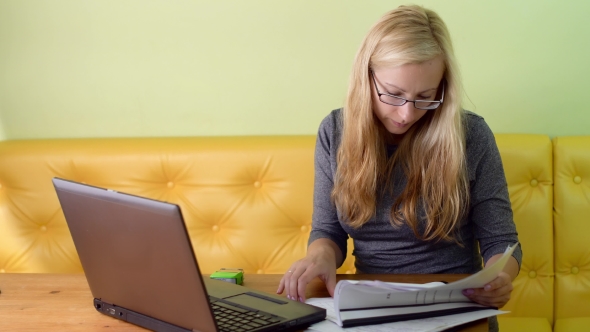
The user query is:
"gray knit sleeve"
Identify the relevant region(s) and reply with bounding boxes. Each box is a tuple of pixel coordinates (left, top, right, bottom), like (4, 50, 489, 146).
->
(465, 112, 523, 267)
(307, 110, 348, 266)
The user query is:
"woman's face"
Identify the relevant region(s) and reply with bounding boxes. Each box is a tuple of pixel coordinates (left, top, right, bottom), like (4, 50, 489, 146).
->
(371, 56, 445, 142)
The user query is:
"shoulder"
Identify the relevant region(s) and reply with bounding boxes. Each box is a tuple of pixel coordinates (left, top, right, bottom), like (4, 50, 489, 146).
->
(462, 111, 503, 180)
(318, 108, 343, 134)
(463, 110, 496, 150)
(317, 108, 344, 147)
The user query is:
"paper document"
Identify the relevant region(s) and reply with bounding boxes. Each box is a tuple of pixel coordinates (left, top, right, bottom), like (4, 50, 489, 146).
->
(311, 242, 518, 327)
(304, 303, 506, 332)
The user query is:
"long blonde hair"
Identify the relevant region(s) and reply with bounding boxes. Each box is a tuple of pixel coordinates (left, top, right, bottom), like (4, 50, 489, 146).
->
(333, 5, 469, 243)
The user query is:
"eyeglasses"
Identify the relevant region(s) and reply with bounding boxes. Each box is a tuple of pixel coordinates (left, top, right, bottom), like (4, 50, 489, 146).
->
(371, 71, 445, 110)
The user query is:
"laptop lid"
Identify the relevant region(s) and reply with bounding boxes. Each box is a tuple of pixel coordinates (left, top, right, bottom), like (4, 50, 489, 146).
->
(53, 178, 325, 332)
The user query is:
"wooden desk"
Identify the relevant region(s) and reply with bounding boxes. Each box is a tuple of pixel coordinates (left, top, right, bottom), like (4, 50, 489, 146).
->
(0, 273, 487, 331)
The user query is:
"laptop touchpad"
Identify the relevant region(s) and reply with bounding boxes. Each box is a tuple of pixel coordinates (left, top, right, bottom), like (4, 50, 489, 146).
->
(226, 292, 288, 309)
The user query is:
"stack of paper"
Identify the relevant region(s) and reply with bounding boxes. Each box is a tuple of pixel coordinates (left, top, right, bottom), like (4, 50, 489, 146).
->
(305, 242, 518, 330)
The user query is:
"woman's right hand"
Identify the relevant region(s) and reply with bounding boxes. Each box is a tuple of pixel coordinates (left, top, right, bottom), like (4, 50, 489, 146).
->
(276, 239, 341, 302)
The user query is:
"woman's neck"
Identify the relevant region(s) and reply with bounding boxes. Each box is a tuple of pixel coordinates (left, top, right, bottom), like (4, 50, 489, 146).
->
(385, 133, 404, 145)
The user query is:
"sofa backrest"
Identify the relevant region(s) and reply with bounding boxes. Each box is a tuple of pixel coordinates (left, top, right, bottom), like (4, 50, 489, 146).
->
(0, 133, 560, 326)
(0, 137, 324, 275)
(495, 134, 554, 324)
(553, 136, 590, 320)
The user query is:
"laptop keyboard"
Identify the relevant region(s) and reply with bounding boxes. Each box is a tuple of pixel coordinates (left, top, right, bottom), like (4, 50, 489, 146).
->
(211, 301, 282, 332)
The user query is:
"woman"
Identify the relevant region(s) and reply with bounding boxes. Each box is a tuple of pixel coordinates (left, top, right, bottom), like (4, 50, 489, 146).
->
(277, 5, 521, 330)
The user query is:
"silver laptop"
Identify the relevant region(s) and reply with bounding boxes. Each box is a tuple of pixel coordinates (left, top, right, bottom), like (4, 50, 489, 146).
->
(53, 178, 325, 332)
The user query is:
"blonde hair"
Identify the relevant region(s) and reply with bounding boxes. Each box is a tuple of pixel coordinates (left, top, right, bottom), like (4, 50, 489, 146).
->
(333, 5, 469, 243)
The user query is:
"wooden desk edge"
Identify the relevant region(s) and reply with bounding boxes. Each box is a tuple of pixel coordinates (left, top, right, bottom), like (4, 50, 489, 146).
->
(0, 273, 488, 331)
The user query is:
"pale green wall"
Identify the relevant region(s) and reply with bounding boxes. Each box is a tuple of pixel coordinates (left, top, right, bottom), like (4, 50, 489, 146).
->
(0, 112, 5, 140)
(0, 0, 588, 140)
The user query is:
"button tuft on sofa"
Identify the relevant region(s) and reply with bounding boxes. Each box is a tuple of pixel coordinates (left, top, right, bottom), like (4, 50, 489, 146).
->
(2, 134, 589, 331)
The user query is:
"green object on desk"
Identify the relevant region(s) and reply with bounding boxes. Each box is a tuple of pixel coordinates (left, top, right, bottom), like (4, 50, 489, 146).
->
(210, 269, 244, 285)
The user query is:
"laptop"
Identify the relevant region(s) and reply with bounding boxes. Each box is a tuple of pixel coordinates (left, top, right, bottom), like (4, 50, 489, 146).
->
(53, 178, 326, 332)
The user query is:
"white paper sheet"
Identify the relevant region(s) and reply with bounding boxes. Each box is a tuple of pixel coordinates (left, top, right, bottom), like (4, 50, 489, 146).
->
(305, 297, 506, 332)
(314, 242, 518, 327)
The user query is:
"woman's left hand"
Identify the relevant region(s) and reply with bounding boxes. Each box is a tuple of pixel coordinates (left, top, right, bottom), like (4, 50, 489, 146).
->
(461, 271, 513, 308)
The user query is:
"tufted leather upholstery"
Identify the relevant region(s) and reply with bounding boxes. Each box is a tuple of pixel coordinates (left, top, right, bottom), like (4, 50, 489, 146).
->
(0, 134, 588, 331)
(495, 135, 554, 332)
(553, 136, 590, 332)
(0, 137, 356, 275)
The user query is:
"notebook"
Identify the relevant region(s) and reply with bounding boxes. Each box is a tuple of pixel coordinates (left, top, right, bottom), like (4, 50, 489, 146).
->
(53, 178, 326, 332)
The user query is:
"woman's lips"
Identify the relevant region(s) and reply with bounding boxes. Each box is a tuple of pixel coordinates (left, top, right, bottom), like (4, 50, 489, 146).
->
(390, 119, 408, 128)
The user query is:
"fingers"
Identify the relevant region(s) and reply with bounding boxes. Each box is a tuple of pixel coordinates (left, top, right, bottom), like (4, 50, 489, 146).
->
(277, 246, 338, 303)
(287, 267, 303, 301)
(321, 272, 337, 298)
(276, 263, 308, 302)
(297, 269, 314, 302)
(288, 266, 321, 302)
(464, 283, 512, 307)
(276, 261, 335, 303)
(276, 276, 285, 294)
(462, 273, 513, 308)
(276, 266, 297, 296)
(483, 272, 511, 292)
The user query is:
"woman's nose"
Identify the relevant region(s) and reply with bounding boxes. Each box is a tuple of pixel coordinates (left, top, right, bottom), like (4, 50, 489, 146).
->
(397, 102, 414, 122)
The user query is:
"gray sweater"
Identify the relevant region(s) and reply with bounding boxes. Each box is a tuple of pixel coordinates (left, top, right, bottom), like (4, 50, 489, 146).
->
(308, 109, 522, 274)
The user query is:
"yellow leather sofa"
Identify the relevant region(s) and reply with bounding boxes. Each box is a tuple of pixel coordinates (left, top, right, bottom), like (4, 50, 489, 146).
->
(0, 134, 588, 331)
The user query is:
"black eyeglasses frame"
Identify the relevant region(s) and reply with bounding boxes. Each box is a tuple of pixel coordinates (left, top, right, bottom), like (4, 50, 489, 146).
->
(370, 70, 445, 111)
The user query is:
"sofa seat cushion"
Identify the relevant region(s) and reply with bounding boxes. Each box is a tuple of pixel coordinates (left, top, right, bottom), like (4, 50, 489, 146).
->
(497, 317, 552, 332)
(554, 317, 590, 332)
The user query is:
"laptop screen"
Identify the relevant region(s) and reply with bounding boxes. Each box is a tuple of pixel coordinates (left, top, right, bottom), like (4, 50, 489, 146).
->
(53, 178, 325, 332)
